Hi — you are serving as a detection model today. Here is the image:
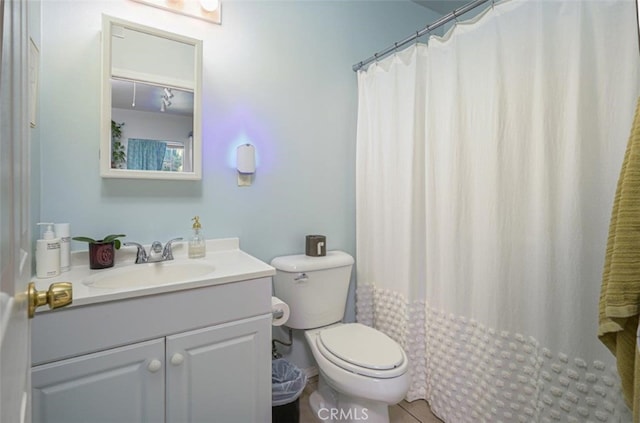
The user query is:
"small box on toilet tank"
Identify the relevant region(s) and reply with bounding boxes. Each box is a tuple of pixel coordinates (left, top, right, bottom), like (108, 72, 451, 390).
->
(305, 235, 326, 257)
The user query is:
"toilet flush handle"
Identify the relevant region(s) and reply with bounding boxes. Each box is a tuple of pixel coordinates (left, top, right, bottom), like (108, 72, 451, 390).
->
(294, 273, 308, 283)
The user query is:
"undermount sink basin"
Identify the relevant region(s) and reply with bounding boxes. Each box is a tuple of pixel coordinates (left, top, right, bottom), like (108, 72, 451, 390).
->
(83, 260, 216, 289)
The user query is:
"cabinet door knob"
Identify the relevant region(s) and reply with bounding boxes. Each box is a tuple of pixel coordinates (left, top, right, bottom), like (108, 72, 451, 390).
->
(171, 353, 185, 366)
(147, 359, 162, 373)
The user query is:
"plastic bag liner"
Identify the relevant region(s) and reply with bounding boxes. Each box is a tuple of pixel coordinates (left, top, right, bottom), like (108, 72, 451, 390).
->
(272, 358, 307, 406)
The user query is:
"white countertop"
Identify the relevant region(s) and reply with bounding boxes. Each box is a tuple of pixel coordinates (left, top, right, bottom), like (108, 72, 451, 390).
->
(33, 238, 275, 308)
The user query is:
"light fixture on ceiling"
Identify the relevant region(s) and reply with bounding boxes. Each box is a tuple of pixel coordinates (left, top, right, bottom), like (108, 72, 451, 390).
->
(160, 89, 172, 112)
(132, 82, 137, 108)
(199, 0, 219, 12)
(129, 0, 221, 25)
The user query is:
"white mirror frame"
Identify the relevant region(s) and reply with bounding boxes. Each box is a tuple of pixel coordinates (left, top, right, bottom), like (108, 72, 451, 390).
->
(100, 15, 203, 180)
(637, 0, 640, 45)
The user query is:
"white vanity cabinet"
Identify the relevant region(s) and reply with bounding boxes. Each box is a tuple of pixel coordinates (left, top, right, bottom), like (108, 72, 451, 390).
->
(31, 277, 272, 423)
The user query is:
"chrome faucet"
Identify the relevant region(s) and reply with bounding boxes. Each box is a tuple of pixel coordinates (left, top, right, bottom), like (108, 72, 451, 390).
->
(124, 238, 183, 264)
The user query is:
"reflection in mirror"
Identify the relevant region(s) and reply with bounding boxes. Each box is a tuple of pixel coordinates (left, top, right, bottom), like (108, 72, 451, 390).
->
(101, 15, 202, 180)
(110, 79, 194, 172)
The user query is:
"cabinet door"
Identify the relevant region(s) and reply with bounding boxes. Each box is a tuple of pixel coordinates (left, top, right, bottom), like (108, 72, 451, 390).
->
(166, 315, 271, 423)
(32, 339, 165, 423)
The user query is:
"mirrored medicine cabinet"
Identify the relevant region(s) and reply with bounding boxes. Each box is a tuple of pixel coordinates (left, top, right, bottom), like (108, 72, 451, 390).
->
(100, 15, 203, 180)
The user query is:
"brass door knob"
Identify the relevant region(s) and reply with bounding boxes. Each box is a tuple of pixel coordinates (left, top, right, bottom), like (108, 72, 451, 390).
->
(28, 282, 73, 318)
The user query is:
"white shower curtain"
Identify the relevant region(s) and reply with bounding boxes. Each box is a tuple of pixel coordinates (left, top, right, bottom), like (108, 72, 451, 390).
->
(356, 1, 640, 421)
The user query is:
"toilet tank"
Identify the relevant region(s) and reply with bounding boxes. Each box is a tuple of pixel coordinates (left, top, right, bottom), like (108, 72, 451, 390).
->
(271, 251, 354, 329)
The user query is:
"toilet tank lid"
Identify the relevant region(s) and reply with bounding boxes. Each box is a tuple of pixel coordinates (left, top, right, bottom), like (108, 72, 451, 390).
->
(271, 251, 354, 272)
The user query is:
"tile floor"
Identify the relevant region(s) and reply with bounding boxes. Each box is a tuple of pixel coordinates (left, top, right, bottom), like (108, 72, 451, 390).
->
(298, 378, 444, 423)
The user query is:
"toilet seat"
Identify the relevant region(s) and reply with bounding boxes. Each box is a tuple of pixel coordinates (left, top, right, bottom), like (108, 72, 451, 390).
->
(317, 323, 407, 379)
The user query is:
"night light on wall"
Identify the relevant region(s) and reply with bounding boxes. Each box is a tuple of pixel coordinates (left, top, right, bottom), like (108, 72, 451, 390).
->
(237, 143, 256, 187)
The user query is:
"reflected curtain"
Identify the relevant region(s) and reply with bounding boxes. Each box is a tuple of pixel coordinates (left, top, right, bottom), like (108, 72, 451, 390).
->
(355, 0, 640, 421)
(127, 138, 167, 170)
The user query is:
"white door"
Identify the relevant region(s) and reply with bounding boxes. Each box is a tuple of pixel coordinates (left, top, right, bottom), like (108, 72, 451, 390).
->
(1, 0, 34, 422)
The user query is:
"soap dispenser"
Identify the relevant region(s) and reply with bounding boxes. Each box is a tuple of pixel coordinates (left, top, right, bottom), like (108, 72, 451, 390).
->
(188, 216, 206, 259)
(36, 223, 61, 278)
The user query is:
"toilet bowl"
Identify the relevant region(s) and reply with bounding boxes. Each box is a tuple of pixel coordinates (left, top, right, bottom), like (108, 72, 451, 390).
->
(305, 323, 410, 422)
(271, 252, 410, 423)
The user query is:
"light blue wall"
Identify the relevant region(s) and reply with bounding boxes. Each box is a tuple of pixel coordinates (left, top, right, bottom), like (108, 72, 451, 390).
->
(38, 0, 440, 369)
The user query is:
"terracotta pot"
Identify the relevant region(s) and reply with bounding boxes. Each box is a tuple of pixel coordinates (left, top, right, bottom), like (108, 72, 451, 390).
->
(89, 241, 115, 269)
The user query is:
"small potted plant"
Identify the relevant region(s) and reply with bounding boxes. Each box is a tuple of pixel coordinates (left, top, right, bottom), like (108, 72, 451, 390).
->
(72, 234, 126, 269)
(111, 120, 126, 169)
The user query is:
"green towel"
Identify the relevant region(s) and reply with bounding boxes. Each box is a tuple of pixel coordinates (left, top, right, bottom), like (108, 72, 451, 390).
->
(599, 96, 640, 422)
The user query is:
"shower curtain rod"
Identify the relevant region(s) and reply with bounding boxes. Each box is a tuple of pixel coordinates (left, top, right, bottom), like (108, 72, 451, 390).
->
(352, 0, 491, 72)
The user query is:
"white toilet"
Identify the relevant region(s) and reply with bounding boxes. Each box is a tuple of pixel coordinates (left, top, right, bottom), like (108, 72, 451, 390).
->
(271, 251, 410, 423)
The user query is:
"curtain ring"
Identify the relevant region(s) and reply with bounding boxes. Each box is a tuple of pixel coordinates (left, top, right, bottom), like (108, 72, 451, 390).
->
(452, 9, 460, 27)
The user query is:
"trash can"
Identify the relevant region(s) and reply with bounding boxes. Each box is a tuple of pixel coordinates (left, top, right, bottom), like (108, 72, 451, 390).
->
(272, 358, 307, 423)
